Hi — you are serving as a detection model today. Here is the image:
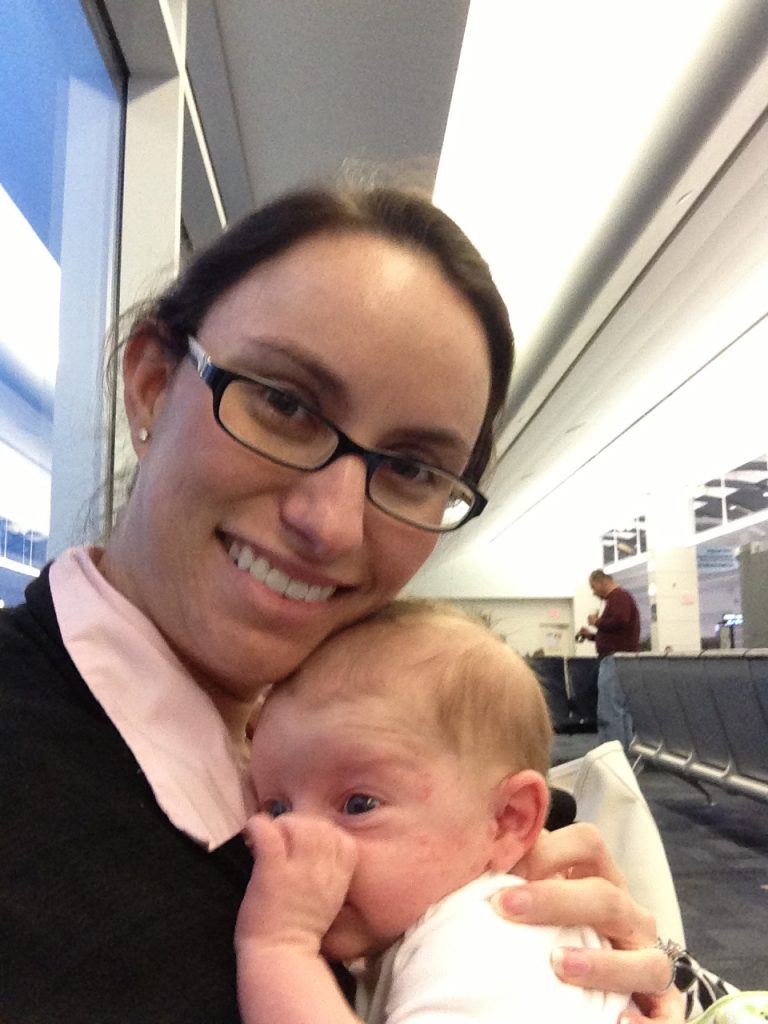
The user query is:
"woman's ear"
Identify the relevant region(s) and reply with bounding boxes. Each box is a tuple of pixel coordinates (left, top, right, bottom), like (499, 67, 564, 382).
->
(487, 770, 551, 873)
(122, 326, 177, 455)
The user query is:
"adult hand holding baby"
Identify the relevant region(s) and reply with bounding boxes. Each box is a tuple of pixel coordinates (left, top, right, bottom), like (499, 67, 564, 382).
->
(499, 822, 685, 1023)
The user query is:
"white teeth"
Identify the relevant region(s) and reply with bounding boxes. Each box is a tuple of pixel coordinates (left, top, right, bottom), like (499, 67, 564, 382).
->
(264, 568, 290, 595)
(249, 557, 270, 583)
(285, 579, 310, 600)
(236, 546, 253, 571)
(227, 541, 336, 603)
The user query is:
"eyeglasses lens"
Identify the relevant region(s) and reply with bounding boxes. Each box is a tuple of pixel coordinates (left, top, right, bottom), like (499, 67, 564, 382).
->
(217, 377, 475, 531)
(218, 379, 337, 467)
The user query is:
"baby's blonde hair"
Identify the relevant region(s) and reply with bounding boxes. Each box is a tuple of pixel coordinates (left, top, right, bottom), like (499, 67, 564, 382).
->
(264, 599, 553, 778)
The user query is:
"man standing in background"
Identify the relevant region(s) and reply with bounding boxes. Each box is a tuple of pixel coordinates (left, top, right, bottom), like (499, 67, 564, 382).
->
(578, 569, 640, 751)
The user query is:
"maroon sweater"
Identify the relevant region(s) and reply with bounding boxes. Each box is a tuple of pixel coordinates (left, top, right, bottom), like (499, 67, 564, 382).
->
(594, 586, 640, 656)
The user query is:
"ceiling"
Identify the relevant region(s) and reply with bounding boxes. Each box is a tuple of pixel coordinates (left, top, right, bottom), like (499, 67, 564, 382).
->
(188, 0, 470, 215)
(185, 1, 768, 569)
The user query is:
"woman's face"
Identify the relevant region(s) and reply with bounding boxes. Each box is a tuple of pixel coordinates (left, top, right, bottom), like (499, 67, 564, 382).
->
(109, 231, 491, 700)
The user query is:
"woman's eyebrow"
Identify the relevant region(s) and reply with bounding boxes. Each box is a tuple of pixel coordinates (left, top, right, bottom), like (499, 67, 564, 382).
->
(394, 426, 473, 462)
(236, 337, 474, 460)
(237, 337, 348, 404)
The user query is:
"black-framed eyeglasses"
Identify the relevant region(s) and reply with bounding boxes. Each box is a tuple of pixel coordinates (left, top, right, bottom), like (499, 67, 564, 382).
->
(186, 337, 487, 532)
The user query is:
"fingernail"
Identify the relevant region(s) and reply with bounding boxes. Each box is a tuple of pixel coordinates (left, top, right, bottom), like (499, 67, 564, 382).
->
(491, 887, 532, 918)
(551, 947, 589, 977)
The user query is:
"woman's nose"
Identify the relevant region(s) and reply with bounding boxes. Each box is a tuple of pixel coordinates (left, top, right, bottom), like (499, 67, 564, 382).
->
(279, 454, 368, 559)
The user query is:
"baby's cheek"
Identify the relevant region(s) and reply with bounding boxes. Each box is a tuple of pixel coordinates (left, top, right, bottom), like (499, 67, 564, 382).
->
(409, 830, 463, 873)
(410, 825, 492, 886)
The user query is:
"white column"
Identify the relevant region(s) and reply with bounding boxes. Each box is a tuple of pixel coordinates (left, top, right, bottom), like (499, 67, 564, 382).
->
(109, 0, 189, 521)
(48, 76, 121, 555)
(646, 490, 701, 651)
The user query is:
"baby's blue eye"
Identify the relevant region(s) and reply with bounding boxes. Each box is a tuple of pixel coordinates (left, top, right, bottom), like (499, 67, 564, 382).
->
(343, 794, 380, 815)
(263, 799, 291, 818)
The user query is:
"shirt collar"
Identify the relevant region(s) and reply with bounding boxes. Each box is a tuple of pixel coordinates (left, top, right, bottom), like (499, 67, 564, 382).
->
(49, 546, 255, 850)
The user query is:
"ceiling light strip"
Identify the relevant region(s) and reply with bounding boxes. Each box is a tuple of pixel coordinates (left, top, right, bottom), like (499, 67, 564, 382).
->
(491, 307, 768, 541)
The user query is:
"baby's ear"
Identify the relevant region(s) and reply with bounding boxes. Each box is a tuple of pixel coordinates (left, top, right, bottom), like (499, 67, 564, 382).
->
(487, 770, 550, 873)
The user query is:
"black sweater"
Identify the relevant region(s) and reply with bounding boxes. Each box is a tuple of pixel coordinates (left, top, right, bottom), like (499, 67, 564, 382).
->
(0, 568, 353, 1022)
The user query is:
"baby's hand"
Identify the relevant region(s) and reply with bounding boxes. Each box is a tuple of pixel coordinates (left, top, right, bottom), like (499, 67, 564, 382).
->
(236, 813, 357, 955)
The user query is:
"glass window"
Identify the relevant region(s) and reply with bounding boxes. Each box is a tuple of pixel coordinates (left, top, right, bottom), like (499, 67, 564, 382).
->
(693, 455, 768, 537)
(602, 530, 617, 565)
(696, 543, 741, 648)
(601, 515, 646, 566)
(723, 457, 768, 523)
(0, 0, 123, 607)
(693, 478, 726, 533)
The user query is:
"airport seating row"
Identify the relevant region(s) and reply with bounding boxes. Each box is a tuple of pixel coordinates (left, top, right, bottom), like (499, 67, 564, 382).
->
(527, 655, 599, 733)
(613, 650, 768, 802)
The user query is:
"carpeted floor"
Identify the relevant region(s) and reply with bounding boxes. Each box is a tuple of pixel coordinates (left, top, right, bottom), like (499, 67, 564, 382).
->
(551, 732, 768, 991)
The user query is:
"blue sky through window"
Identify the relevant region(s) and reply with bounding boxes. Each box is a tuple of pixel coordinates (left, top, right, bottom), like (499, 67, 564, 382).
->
(0, 0, 118, 262)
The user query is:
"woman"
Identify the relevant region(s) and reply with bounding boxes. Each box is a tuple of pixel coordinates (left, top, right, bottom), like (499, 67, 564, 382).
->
(0, 186, 685, 1022)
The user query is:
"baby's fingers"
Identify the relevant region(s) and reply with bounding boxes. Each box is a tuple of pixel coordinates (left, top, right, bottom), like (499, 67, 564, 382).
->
(242, 813, 287, 863)
(276, 814, 357, 873)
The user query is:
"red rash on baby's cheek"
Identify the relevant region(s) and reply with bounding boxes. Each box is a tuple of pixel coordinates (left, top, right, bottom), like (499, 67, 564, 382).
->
(411, 830, 450, 858)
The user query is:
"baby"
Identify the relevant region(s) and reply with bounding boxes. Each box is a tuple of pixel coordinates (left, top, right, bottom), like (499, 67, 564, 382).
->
(236, 599, 629, 1024)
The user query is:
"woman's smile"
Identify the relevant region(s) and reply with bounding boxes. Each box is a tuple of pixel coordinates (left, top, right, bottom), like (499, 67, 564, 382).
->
(225, 536, 339, 603)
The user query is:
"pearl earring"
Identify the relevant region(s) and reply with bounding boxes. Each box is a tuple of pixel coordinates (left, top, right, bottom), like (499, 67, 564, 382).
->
(138, 427, 150, 443)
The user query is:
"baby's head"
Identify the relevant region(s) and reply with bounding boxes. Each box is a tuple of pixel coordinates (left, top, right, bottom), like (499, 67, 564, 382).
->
(249, 599, 553, 961)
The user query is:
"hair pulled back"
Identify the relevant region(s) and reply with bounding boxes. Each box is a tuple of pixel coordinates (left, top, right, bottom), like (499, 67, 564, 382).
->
(132, 186, 514, 483)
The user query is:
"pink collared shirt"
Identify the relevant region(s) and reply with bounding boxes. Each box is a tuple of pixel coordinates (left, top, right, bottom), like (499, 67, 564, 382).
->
(49, 546, 255, 851)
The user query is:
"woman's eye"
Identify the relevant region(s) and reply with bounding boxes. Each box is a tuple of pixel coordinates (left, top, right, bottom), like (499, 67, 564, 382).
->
(342, 794, 380, 816)
(262, 385, 305, 419)
(386, 456, 445, 490)
(262, 798, 292, 818)
(390, 457, 429, 481)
